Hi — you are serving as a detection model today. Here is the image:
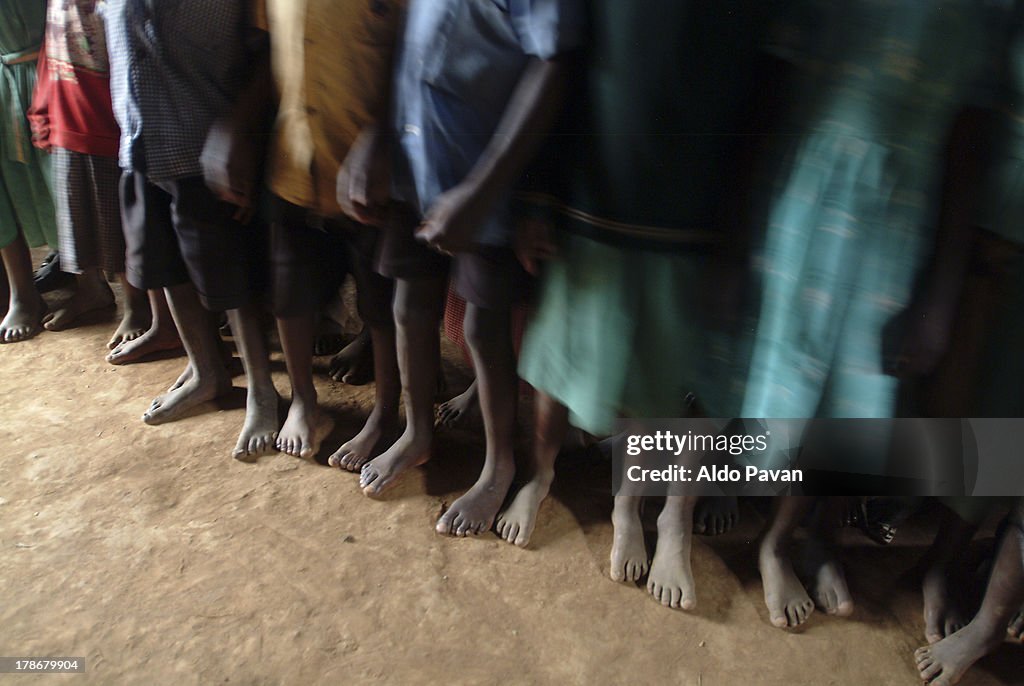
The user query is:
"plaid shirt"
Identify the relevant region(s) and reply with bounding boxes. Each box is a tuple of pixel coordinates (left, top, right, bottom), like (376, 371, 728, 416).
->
(101, 0, 265, 182)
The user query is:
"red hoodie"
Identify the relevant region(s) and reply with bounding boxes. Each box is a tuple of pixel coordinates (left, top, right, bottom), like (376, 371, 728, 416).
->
(28, 1, 120, 158)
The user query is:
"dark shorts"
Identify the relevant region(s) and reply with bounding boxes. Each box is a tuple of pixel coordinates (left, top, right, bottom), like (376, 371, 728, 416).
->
(121, 172, 267, 311)
(376, 204, 531, 310)
(269, 195, 393, 324)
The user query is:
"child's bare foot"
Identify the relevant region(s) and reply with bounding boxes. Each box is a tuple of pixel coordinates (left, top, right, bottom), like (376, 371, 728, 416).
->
(495, 470, 554, 548)
(694, 496, 739, 535)
(436, 379, 480, 429)
(107, 325, 183, 364)
(143, 372, 232, 426)
(923, 562, 969, 643)
(437, 457, 516, 537)
(313, 317, 346, 356)
(759, 540, 815, 628)
(108, 306, 151, 350)
(328, 408, 400, 472)
(1008, 607, 1024, 640)
(915, 621, 1005, 686)
(0, 295, 45, 343)
(276, 401, 335, 460)
(233, 386, 281, 462)
(43, 281, 114, 331)
(328, 331, 374, 385)
(610, 498, 649, 582)
(359, 429, 431, 498)
(647, 509, 697, 610)
(801, 538, 854, 617)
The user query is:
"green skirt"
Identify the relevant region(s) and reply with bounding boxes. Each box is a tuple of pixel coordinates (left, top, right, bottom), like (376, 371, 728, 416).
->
(519, 230, 737, 435)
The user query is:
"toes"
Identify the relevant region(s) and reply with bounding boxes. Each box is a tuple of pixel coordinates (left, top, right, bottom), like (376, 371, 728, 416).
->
(914, 647, 932, 664)
(436, 512, 455, 536)
(920, 660, 943, 682)
(669, 587, 682, 609)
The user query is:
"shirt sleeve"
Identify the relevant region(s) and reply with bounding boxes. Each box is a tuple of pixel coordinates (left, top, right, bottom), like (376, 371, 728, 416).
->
(507, 0, 586, 60)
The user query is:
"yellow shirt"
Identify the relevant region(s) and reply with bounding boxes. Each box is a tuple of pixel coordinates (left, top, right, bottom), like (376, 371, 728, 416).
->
(264, 0, 403, 215)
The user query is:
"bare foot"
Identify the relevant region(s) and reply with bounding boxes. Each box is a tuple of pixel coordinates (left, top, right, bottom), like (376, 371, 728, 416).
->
(0, 295, 45, 343)
(327, 408, 399, 472)
(108, 307, 151, 350)
(759, 540, 815, 628)
(495, 470, 554, 548)
(233, 386, 281, 462)
(801, 539, 854, 617)
(328, 332, 373, 385)
(42, 281, 114, 331)
(359, 429, 431, 498)
(436, 379, 480, 429)
(610, 500, 649, 583)
(1008, 607, 1023, 641)
(107, 325, 183, 365)
(142, 372, 231, 426)
(437, 457, 516, 538)
(313, 317, 346, 357)
(923, 563, 969, 644)
(694, 496, 739, 536)
(647, 513, 697, 611)
(915, 621, 1005, 686)
(276, 401, 335, 460)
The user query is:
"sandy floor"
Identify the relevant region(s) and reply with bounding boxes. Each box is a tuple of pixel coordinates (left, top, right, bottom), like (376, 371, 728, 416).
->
(0, 271, 1021, 685)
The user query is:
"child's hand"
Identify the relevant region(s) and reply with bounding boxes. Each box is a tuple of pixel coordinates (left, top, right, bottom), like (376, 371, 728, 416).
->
(338, 125, 390, 227)
(416, 182, 489, 254)
(514, 216, 556, 275)
(201, 118, 261, 210)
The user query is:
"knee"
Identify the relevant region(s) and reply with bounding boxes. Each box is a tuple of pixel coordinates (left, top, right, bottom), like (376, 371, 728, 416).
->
(463, 304, 509, 355)
(392, 280, 444, 330)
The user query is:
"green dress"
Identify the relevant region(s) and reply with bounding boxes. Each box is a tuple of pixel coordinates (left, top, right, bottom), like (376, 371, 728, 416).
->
(0, 0, 56, 251)
(518, 0, 776, 434)
(738, 0, 992, 424)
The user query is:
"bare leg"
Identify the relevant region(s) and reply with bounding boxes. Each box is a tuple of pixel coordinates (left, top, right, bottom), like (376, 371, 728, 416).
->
(359, 277, 446, 497)
(610, 494, 649, 582)
(143, 283, 231, 425)
(108, 275, 152, 348)
(329, 321, 401, 471)
(0, 234, 46, 343)
(916, 507, 1024, 685)
(800, 497, 854, 617)
(42, 269, 114, 331)
(922, 508, 981, 643)
(437, 304, 517, 537)
(107, 288, 182, 363)
(648, 495, 699, 610)
(275, 311, 333, 460)
(327, 324, 374, 385)
(495, 391, 567, 547)
(437, 377, 480, 429)
(229, 304, 281, 461)
(759, 496, 817, 628)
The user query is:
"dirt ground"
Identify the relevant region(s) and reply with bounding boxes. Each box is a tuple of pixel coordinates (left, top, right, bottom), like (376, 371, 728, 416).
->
(1, 265, 1021, 686)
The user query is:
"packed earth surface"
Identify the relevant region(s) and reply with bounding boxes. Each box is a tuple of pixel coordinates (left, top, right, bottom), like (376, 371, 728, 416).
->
(0, 252, 1020, 685)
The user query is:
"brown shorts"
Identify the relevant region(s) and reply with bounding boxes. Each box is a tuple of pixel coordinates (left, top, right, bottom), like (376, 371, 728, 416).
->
(121, 172, 267, 311)
(269, 196, 393, 323)
(376, 204, 532, 309)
